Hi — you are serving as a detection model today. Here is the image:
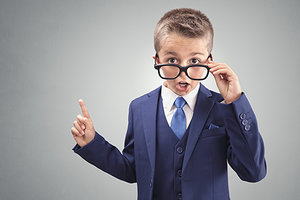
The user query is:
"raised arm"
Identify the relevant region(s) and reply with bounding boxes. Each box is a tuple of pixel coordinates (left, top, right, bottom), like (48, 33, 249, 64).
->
(70, 100, 136, 183)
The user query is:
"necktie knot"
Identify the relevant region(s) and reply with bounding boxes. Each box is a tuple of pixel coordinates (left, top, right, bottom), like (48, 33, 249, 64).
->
(174, 97, 186, 109)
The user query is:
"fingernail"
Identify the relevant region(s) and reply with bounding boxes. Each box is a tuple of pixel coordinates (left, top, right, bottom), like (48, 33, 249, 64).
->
(81, 125, 85, 129)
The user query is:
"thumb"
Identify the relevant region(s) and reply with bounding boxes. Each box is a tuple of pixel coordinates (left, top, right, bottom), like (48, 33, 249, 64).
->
(78, 116, 92, 130)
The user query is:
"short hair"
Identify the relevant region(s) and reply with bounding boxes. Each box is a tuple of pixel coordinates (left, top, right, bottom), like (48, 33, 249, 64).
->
(154, 8, 214, 54)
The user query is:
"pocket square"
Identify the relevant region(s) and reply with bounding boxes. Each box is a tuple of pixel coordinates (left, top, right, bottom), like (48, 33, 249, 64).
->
(208, 123, 219, 130)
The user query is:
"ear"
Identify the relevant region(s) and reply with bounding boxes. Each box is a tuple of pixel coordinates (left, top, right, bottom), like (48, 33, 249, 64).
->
(156, 57, 160, 64)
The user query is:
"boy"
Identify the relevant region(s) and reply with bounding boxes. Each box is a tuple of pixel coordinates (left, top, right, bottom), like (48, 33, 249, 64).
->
(71, 8, 266, 200)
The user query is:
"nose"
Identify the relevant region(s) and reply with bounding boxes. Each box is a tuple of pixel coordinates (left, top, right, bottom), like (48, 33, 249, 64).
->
(177, 61, 189, 80)
(178, 69, 188, 79)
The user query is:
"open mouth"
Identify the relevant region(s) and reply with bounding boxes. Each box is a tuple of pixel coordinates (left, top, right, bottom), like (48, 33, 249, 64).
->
(178, 81, 189, 88)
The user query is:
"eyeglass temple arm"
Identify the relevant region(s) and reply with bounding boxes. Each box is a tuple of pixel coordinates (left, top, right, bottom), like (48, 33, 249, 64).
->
(208, 53, 213, 61)
(154, 53, 159, 65)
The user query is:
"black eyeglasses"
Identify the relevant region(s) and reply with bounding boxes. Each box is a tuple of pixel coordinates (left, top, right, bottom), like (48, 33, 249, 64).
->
(154, 54, 212, 81)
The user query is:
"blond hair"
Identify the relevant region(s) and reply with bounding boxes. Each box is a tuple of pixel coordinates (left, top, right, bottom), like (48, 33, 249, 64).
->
(154, 8, 214, 54)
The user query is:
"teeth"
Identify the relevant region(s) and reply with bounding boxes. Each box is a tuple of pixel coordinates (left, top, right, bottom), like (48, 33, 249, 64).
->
(179, 83, 187, 87)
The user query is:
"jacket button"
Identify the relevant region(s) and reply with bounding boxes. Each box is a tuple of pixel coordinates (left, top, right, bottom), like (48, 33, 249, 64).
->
(245, 124, 251, 131)
(177, 192, 182, 200)
(242, 119, 248, 125)
(177, 169, 182, 177)
(240, 113, 246, 120)
(176, 147, 183, 154)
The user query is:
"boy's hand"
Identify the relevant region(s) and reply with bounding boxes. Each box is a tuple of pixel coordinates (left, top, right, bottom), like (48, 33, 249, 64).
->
(208, 61, 242, 104)
(71, 99, 95, 147)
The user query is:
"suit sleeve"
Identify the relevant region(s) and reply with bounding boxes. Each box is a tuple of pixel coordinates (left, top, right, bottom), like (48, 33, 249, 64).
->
(224, 93, 266, 182)
(72, 102, 136, 183)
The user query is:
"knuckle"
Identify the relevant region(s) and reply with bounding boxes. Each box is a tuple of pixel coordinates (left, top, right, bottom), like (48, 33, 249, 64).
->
(72, 130, 79, 136)
(71, 127, 76, 133)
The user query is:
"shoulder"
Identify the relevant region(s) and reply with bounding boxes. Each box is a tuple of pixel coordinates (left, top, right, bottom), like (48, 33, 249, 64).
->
(129, 86, 161, 109)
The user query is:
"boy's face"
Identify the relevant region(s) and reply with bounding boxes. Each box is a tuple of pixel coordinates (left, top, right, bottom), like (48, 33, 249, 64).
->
(157, 33, 210, 96)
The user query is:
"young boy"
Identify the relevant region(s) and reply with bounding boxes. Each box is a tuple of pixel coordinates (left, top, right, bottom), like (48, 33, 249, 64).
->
(71, 8, 266, 200)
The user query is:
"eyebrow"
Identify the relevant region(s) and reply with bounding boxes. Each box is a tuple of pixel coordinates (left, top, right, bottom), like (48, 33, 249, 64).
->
(190, 52, 205, 56)
(162, 52, 177, 57)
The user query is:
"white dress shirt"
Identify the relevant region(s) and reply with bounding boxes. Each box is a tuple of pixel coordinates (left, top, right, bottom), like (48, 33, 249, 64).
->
(161, 84, 200, 129)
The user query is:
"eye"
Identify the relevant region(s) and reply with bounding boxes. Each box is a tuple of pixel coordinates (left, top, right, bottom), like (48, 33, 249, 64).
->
(190, 58, 200, 64)
(168, 58, 177, 64)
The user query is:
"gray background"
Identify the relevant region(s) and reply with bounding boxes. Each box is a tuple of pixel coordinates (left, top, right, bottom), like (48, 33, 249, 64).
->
(0, 0, 299, 199)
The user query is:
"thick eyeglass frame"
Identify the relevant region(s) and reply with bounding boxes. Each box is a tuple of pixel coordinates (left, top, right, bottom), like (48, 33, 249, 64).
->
(154, 53, 213, 81)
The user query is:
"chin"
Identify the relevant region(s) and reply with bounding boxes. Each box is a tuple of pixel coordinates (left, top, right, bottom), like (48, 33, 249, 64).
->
(175, 89, 190, 96)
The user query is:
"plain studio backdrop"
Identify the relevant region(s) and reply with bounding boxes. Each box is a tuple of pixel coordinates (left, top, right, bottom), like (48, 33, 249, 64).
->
(0, 0, 299, 199)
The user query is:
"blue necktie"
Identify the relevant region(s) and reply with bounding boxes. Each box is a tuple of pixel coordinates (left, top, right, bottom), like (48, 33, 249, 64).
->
(171, 97, 187, 139)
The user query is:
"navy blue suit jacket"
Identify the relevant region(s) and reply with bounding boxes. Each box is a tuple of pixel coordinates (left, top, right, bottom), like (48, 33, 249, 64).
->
(73, 83, 266, 200)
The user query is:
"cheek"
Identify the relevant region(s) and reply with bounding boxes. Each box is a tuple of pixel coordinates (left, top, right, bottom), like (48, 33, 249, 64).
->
(190, 81, 200, 89)
(166, 80, 176, 87)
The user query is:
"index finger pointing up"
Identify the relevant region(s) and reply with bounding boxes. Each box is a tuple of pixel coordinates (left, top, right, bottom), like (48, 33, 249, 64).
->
(78, 99, 90, 118)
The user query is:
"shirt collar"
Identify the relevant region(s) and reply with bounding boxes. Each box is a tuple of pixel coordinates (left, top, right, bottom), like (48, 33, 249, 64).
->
(161, 83, 199, 112)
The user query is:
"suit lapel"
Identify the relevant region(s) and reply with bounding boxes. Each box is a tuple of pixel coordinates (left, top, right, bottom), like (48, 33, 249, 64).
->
(142, 87, 161, 171)
(182, 83, 215, 172)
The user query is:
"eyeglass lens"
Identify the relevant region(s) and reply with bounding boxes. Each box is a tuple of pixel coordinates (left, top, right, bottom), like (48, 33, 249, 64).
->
(159, 65, 208, 80)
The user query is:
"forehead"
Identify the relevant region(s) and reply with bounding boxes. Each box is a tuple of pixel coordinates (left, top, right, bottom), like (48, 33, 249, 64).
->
(159, 33, 209, 57)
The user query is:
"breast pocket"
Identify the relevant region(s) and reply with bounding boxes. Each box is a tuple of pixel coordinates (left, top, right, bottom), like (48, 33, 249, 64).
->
(200, 127, 226, 139)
